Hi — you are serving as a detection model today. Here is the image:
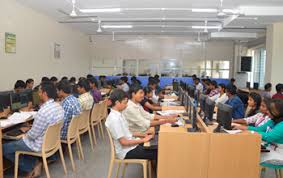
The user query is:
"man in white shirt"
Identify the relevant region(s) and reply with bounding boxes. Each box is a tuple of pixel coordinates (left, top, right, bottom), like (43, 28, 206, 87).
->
(118, 77, 130, 93)
(148, 78, 163, 104)
(123, 85, 177, 134)
(194, 78, 203, 99)
(105, 89, 156, 161)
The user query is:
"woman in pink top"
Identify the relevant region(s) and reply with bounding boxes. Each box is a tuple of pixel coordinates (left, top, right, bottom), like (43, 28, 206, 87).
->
(233, 98, 271, 127)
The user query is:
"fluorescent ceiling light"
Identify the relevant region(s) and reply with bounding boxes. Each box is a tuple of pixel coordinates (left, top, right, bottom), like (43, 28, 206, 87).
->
(102, 25, 133, 29)
(80, 8, 121, 13)
(192, 8, 217, 13)
(192, 26, 222, 29)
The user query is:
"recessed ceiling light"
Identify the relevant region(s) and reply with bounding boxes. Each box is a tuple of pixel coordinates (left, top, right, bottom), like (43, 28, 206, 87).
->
(80, 8, 121, 13)
(102, 25, 133, 29)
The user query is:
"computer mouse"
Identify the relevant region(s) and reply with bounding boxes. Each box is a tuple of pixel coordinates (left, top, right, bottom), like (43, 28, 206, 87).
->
(171, 124, 179, 127)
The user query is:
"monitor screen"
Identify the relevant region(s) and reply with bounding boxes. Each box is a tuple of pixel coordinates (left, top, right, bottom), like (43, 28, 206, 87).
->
(204, 97, 215, 121)
(0, 91, 12, 111)
(10, 92, 28, 111)
(216, 103, 233, 130)
(199, 94, 207, 114)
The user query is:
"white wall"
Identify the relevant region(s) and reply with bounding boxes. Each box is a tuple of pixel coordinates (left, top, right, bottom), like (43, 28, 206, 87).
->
(90, 35, 234, 77)
(0, 0, 91, 91)
(266, 22, 283, 90)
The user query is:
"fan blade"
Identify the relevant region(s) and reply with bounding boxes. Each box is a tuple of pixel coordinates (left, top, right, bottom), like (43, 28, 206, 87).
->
(58, 20, 95, 23)
(57, 9, 70, 16)
(57, 9, 97, 19)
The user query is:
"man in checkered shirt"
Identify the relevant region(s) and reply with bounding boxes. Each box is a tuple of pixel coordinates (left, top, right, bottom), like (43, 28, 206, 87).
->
(3, 82, 64, 177)
(56, 80, 81, 140)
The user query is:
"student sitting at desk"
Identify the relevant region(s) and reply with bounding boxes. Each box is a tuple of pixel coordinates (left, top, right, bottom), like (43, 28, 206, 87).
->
(56, 80, 81, 140)
(148, 78, 164, 104)
(3, 82, 64, 178)
(25, 79, 34, 90)
(88, 77, 102, 104)
(141, 87, 161, 113)
(234, 99, 283, 165)
(244, 92, 262, 118)
(272, 83, 283, 100)
(208, 80, 220, 101)
(233, 98, 271, 127)
(123, 85, 176, 134)
(118, 77, 130, 93)
(215, 84, 229, 104)
(77, 78, 94, 111)
(261, 83, 272, 99)
(225, 84, 245, 119)
(194, 78, 204, 99)
(14, 80, 26, 93)
(106, 89, 157, 162)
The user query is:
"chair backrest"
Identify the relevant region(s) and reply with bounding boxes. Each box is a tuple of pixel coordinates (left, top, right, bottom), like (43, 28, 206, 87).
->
(67, 115, 80, 142)
(78, 110, 91, 130)
(106, 128, 115, 160)
(100, 100, 108, 120)
(42, 121, 64, 153)
(90, 102, 103, 123)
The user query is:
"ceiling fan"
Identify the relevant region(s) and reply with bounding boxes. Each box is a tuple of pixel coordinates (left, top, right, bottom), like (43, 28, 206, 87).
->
(57, 0, 97, 19)
(193, 0, 241, 18)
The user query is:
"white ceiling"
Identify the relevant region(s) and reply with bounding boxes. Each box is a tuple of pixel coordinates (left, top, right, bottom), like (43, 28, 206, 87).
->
(15, 0, 283, 39)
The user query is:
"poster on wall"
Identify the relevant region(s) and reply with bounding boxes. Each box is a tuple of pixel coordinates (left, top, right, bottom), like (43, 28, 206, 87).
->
(54, 43, 61, 59)
(5, 32, 16, 53)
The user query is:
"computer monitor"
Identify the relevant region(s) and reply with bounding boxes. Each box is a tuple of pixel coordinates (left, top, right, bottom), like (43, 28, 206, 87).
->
(204, 97, 215, 122)
(254, 82, 259, 90)
(20, 89, 33, 103)
(173, 80, 179, 92)
(199, 94, 207, 115)
(188, 103, 199, 132)
(187, 85, 195, 98)
(10, 92, 28, 111)
(184, 93, 189, 112)
(214, 103, 233, 132)
(0, 91, 12, 112)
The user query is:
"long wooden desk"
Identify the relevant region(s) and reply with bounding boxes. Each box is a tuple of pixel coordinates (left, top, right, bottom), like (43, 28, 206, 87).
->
(157, 106, 261, 178)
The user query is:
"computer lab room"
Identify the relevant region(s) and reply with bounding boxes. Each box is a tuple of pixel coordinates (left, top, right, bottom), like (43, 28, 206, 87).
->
(1, 0, 283, 178)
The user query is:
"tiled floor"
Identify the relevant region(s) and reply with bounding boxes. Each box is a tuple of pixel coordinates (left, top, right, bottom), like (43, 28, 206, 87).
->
(3, 130, 278, 178)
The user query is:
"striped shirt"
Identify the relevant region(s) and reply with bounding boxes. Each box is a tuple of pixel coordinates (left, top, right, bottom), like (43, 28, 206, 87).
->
(79, 92, 94, 111)
(61, 95, 82, 140)
(23, 99, 64, 152)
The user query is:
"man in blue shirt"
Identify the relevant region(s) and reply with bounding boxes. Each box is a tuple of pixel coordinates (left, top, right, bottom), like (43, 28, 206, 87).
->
(57, 80, 82, 140)
(225, 84, 244, 119)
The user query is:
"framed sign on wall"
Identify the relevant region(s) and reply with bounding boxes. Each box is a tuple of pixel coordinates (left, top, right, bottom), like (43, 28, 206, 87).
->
(5, 32, 16, 53)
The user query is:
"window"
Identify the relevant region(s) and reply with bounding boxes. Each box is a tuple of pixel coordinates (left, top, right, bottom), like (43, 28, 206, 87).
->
(248, 48, 266, 88)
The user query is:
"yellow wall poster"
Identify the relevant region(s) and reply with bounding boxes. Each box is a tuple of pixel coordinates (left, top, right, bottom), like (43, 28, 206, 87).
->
(5, 32, 16, 53)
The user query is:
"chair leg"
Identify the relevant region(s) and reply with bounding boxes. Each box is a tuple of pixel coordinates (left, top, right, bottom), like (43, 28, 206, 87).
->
(88, 127, 94, 151)
(148, 161, 152, 178)
(143, 162, 148, 178)
(78, 135, 85, 160)
(107, 160, 115, 178)
(280, 169, 282, 178)
(59, 146, 68, 175)
(91, 124, 97, 145)
(99, 121, 105, 140)
(115, 162, 121, 178)
(122, 163, 128, 178)
(76, 139, 82, 160)
(68, 143, 76, 171)
(42, 156, 51, 178)
(14, 153, 20, 178)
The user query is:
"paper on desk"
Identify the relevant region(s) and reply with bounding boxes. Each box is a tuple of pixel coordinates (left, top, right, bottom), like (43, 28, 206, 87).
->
(223, 129, 242, 134)
(157, 110, 186, 116)
(162, 98, 176, 102)
(0, 112, 37, 128)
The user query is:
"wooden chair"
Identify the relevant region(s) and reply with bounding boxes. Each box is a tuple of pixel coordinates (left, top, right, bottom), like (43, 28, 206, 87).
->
(106, 129, 152, 178)
(77, 110, 94, 159)
(90, 102, 104, 143)
(61, 115, 83, 171)
(14, 121, 67, 178)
